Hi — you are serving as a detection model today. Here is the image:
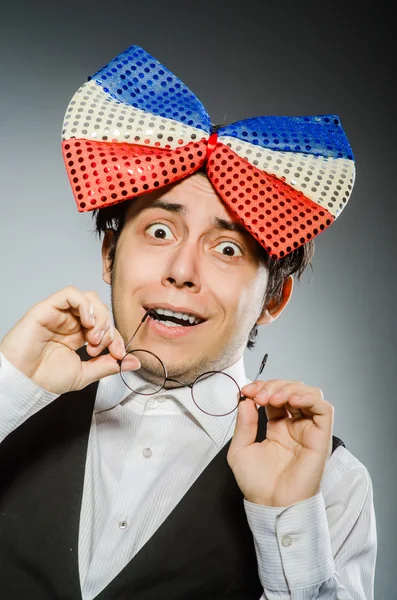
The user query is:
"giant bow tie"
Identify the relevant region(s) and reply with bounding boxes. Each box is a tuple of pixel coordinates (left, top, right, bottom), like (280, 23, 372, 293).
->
(61, 45, 355, 259)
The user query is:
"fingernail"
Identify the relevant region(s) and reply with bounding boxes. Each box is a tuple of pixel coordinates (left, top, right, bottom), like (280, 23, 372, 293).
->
(241, 383, 255, 393)
(89, 304, 95, 326)
(121, 356, 141, 371)
(93, 329, 105, 344)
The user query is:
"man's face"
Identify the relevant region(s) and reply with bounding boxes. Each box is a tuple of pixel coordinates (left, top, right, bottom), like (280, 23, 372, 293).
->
(102, 173, 270, 381)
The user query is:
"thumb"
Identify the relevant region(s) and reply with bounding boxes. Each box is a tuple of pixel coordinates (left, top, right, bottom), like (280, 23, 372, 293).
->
(229, 397, 259, 458)
(77, 353, 140, 389)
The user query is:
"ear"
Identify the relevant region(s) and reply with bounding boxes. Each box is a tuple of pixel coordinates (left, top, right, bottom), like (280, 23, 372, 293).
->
(256, 275, 294, 325)
(101, 229, 114, 285)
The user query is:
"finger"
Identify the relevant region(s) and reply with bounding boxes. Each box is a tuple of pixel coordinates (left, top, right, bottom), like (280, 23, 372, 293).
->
(107, 327, 126, 361)
(80, 294, 116, 354)
(288, 393, 331, 417)
(33, 286, 96, 331)
(242, 380, 310, 405)
(260, 383, 322, 406)
(288, 394, 334, 435)
(82, 291, 111, 344)
(58, 287, 98, 329)
(241, 380, 269, 395)
(268, 382, 324, 403)
(241, 379, 306, 397)
(79, 294, 126, 361)
(265, 391, 326, 420)
(86, 319, 114, 356)
(240, 379, 272, 400)
(262, 386, 323, 421)
(284, 404, 305, 419)
(241, 378, 303, 391)
(77, 352, 140, 390)
(228, 397, 259, 456)
(95, 325, 127, 362)
(265, 403, 290, 421)
(69, 303, 95, 330)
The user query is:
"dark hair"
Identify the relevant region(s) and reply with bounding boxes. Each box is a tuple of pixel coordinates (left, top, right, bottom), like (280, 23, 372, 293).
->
(93, 192, 314, 349)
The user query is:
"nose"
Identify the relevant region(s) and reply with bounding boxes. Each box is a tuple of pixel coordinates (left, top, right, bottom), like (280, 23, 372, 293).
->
(161, 242, 201, 292)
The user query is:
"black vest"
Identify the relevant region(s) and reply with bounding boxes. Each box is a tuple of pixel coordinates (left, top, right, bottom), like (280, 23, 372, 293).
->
(0, 368, 345, 599)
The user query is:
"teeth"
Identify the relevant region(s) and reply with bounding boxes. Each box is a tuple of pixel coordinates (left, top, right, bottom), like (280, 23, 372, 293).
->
(163, 320, 183, 327)
(154, 308, 201, 325)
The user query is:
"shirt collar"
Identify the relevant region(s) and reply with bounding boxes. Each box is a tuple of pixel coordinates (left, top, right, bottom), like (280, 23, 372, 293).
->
(95, 355, 248, 448)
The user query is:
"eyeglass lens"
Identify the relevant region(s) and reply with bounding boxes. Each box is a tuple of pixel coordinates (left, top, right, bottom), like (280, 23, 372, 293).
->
(120, 350, 240, 416)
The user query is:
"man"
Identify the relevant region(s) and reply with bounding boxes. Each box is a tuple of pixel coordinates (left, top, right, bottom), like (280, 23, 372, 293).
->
(0, 45, 376, 599)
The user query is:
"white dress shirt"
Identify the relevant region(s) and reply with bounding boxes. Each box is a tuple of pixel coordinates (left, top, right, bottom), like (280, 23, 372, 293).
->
(0, 351, 377, 599)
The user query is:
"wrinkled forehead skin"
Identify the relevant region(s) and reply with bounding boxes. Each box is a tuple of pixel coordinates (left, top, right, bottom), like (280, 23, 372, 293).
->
(122, 171, 263, 257)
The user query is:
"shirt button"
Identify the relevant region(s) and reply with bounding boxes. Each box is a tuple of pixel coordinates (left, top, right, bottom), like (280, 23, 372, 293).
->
(157, 396, 166, 403)
(281, 535, 293, 547)
(142, 447, 152, 459)
(118, 519, 128, 530)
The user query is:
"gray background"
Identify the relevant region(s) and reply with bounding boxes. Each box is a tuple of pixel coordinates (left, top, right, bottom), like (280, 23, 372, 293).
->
(1, 1, 395, 597)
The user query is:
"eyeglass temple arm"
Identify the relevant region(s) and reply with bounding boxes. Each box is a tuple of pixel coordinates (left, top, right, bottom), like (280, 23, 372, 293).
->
(124, 309, 156, 354)
(240, 353, 269, 401)
(254, 353, 269, 382)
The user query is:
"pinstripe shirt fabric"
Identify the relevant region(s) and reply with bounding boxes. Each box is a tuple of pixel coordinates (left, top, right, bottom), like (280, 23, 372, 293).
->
(0, 351, 377, 599)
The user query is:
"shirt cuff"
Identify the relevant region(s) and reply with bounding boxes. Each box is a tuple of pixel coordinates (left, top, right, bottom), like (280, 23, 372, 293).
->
(0, 351, 59, 441)
(244, 492, 334, 592)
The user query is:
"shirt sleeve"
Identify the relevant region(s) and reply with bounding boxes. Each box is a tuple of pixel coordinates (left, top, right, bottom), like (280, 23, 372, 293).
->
(0, 351, 59, 442)
(245, 459, 377, 599)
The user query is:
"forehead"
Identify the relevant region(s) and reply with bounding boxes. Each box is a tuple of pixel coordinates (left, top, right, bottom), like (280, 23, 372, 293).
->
(125, 172, 240, 223)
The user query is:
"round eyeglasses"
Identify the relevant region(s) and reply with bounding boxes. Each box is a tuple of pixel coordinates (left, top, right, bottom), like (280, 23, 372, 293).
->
(119, 309, 268, 417)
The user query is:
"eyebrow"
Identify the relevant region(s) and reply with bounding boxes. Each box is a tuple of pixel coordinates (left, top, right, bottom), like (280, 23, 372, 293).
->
(141, 200, 187, 215)
(140, 201, 247, 236)
(213, 217, 247, 236)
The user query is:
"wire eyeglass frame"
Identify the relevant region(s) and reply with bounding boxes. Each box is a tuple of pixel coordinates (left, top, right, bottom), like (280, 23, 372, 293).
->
(119, 309, 268, 417)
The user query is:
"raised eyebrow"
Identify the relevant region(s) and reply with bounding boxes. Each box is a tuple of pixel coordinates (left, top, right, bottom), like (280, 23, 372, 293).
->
(139, 200, 187, 215)
(213, 217, 248, 237)
(139, 204, 246, 237)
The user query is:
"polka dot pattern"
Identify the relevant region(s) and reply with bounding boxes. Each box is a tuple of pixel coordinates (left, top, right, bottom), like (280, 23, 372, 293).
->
(61, 45, 356, 259)
(62, 80, 207, 150)
(62, 139, 207, 212)
(218, 115, 354, 160)
(91, 45, 211, 132)
(207, 142, 333, 259)
(220, 135, 355, 219)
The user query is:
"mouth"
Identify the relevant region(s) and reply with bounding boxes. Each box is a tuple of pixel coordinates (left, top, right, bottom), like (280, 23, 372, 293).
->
(143, 305, 206, 328)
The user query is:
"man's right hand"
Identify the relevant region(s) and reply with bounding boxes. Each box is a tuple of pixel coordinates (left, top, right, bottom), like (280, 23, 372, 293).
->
(0, 286, 140, 394)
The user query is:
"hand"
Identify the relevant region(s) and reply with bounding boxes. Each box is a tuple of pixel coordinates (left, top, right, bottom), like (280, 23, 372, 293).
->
(0, 286, 140, 394)
(227, 379, 334, 507)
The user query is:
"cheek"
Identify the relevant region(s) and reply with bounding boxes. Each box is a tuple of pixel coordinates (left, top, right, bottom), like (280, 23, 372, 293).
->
(230, 273, 268, 324)
(114, 248, 165, 292)
(209, 281, 251, 328)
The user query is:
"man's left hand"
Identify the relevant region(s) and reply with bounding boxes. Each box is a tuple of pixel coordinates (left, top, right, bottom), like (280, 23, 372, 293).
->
(227, 380, 334, 507)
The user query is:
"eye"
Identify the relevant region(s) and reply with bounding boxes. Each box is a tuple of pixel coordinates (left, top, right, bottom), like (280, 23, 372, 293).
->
(146, 222, 174, 240)
(215, 241, 243, 258)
